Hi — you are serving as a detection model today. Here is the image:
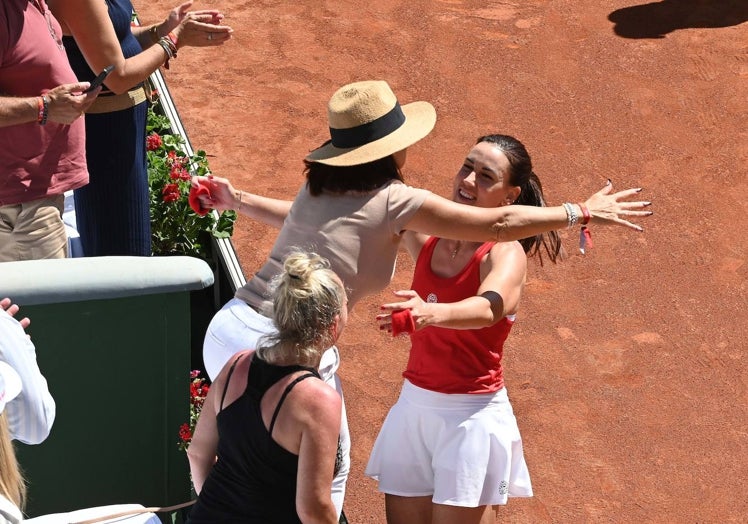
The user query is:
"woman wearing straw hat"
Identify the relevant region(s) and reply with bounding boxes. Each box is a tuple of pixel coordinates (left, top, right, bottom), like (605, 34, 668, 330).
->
(192, 79, 652, 517)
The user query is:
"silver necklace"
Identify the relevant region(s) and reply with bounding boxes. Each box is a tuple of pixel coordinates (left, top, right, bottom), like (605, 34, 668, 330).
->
(450, 241, 461, 260)
(31, 0, 64, 51)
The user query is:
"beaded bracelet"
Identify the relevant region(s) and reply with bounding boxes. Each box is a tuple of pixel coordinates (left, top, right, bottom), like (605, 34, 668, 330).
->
(562, 202, 578, 228)
(37, 95, 49, 125)
(157, 36, 177, 69)
(578, 203, 591, 225)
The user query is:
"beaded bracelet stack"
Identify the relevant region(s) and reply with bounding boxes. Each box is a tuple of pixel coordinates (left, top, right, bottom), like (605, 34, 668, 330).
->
(563, 202, 594, 254)
(37, 95, 49, 125)
(562, 202, 578, 228)
(157, 32, 178, 69)
(562, 202, 591, 228)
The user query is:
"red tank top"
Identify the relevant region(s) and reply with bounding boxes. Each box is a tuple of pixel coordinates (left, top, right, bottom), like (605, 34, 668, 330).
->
(403, 237, 514, 394)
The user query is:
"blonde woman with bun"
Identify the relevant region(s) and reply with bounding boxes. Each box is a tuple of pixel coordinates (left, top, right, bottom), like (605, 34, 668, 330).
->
(187, 251, 348, 524)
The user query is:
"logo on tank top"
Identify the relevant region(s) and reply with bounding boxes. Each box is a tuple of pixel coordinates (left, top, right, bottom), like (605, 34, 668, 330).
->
(498, 480, 508, 495)
(426, 293, 437, 303)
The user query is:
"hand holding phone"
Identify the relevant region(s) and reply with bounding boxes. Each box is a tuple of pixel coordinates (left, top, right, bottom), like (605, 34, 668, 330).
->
(83, 65, 115, 93)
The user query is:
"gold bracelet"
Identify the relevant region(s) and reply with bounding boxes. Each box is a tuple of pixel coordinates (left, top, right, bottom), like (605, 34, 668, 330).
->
(235, 190, 243, 209)
(149, 24, 160, 44)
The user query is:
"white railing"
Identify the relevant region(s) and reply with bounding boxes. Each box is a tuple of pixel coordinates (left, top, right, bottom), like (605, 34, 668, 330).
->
(148, 68, 246, 293)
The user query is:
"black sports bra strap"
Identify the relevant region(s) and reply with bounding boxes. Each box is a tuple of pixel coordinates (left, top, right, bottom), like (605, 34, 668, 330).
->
(268, 373, 317, 436)
(219, 354, 244, 412)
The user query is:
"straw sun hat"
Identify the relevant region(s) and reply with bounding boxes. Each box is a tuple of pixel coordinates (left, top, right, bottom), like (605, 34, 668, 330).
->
(305, 80, 437, 166)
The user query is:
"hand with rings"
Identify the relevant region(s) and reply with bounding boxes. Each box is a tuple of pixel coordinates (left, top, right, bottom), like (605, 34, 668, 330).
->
(161, 1, 233, 48)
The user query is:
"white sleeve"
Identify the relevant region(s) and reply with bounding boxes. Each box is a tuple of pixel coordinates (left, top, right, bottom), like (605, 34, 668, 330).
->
(0, 314, 56, 444)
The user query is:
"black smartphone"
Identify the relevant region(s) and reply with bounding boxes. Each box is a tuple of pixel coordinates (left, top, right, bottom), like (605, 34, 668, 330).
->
(83, 65, 115, 93)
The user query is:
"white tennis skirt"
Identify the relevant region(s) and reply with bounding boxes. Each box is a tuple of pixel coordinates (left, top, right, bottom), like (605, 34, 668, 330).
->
(365, 379, 533, 507)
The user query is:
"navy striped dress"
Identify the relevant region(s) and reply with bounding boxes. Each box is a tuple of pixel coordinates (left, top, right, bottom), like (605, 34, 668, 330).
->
(63, 0, 151, 256)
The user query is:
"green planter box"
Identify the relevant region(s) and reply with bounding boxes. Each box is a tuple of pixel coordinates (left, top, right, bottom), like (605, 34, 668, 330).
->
(0, 256, 214, 517)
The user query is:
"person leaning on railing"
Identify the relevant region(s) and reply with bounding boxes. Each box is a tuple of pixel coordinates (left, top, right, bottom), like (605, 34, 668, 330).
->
(46, 0, 233, 257)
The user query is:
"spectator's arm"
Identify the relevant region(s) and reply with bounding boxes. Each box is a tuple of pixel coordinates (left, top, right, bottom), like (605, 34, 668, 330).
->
(0, 315, 56, 444)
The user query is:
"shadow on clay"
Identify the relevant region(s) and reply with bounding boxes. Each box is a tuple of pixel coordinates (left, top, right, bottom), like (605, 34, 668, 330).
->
(608, 0, 748, 39)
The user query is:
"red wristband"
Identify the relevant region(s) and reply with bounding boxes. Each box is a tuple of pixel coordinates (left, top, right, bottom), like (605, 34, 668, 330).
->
(390, 309, 415, 337)
(579, 203, 591, 225)
(167, 31, 178, 48)
(36, 96, 45, 123)
(37, 95, 49, 125)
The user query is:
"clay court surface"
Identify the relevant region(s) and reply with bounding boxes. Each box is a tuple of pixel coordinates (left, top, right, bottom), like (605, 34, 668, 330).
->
(138, 1, 747, 521)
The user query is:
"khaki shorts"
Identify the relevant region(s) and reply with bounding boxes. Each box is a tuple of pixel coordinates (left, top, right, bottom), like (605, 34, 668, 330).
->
(0, 194, 67, 262)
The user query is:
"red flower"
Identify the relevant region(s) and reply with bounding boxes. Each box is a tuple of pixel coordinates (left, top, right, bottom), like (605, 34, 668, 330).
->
(190, 381, 200, 398)
(146, 133, 162, 151)
(178, 423, 192, 443)
(178, 371, 211, 451)
(162, 183, 180, 203)
(170, 165, 190, 181)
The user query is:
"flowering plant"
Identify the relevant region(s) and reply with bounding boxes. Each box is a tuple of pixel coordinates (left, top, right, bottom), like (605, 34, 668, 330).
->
(146, 94, 236, 259)
(178, 370, 210, 451)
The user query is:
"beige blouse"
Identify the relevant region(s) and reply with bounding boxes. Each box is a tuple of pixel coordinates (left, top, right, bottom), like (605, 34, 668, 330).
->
(235, 181, 430, 313)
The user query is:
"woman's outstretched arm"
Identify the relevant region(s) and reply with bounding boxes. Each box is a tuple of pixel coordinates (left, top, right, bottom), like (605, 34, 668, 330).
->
(406, 181, 652, 243)
(192, 175, 292, 229)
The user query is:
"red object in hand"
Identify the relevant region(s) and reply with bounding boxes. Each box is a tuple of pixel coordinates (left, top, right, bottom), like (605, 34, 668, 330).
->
(391, 309, 416, 336)
(189, 180, 212, 216)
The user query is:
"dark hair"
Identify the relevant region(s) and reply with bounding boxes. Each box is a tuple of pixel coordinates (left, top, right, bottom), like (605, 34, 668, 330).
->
(476, 134, 563, 265)
(303, 141, 403, 196)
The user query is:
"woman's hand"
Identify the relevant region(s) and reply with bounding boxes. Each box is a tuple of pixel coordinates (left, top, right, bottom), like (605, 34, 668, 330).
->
(191, 175, 238, 212)
(162, 1, 194, 32)
(170, 4, 233, 48)
(584, 180, 653, 231)
(162, 1, 225, 31)
(377, 290, 429, 334)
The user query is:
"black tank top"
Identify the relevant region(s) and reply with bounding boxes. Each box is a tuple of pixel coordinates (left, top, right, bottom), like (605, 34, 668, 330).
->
(187, 354, 320, 524)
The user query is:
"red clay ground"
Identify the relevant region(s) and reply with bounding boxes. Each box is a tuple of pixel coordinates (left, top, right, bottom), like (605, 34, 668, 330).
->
(138, 1, 747, 521)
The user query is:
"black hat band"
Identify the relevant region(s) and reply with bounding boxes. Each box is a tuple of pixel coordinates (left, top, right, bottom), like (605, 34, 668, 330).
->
(329, 103, 405, 149)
